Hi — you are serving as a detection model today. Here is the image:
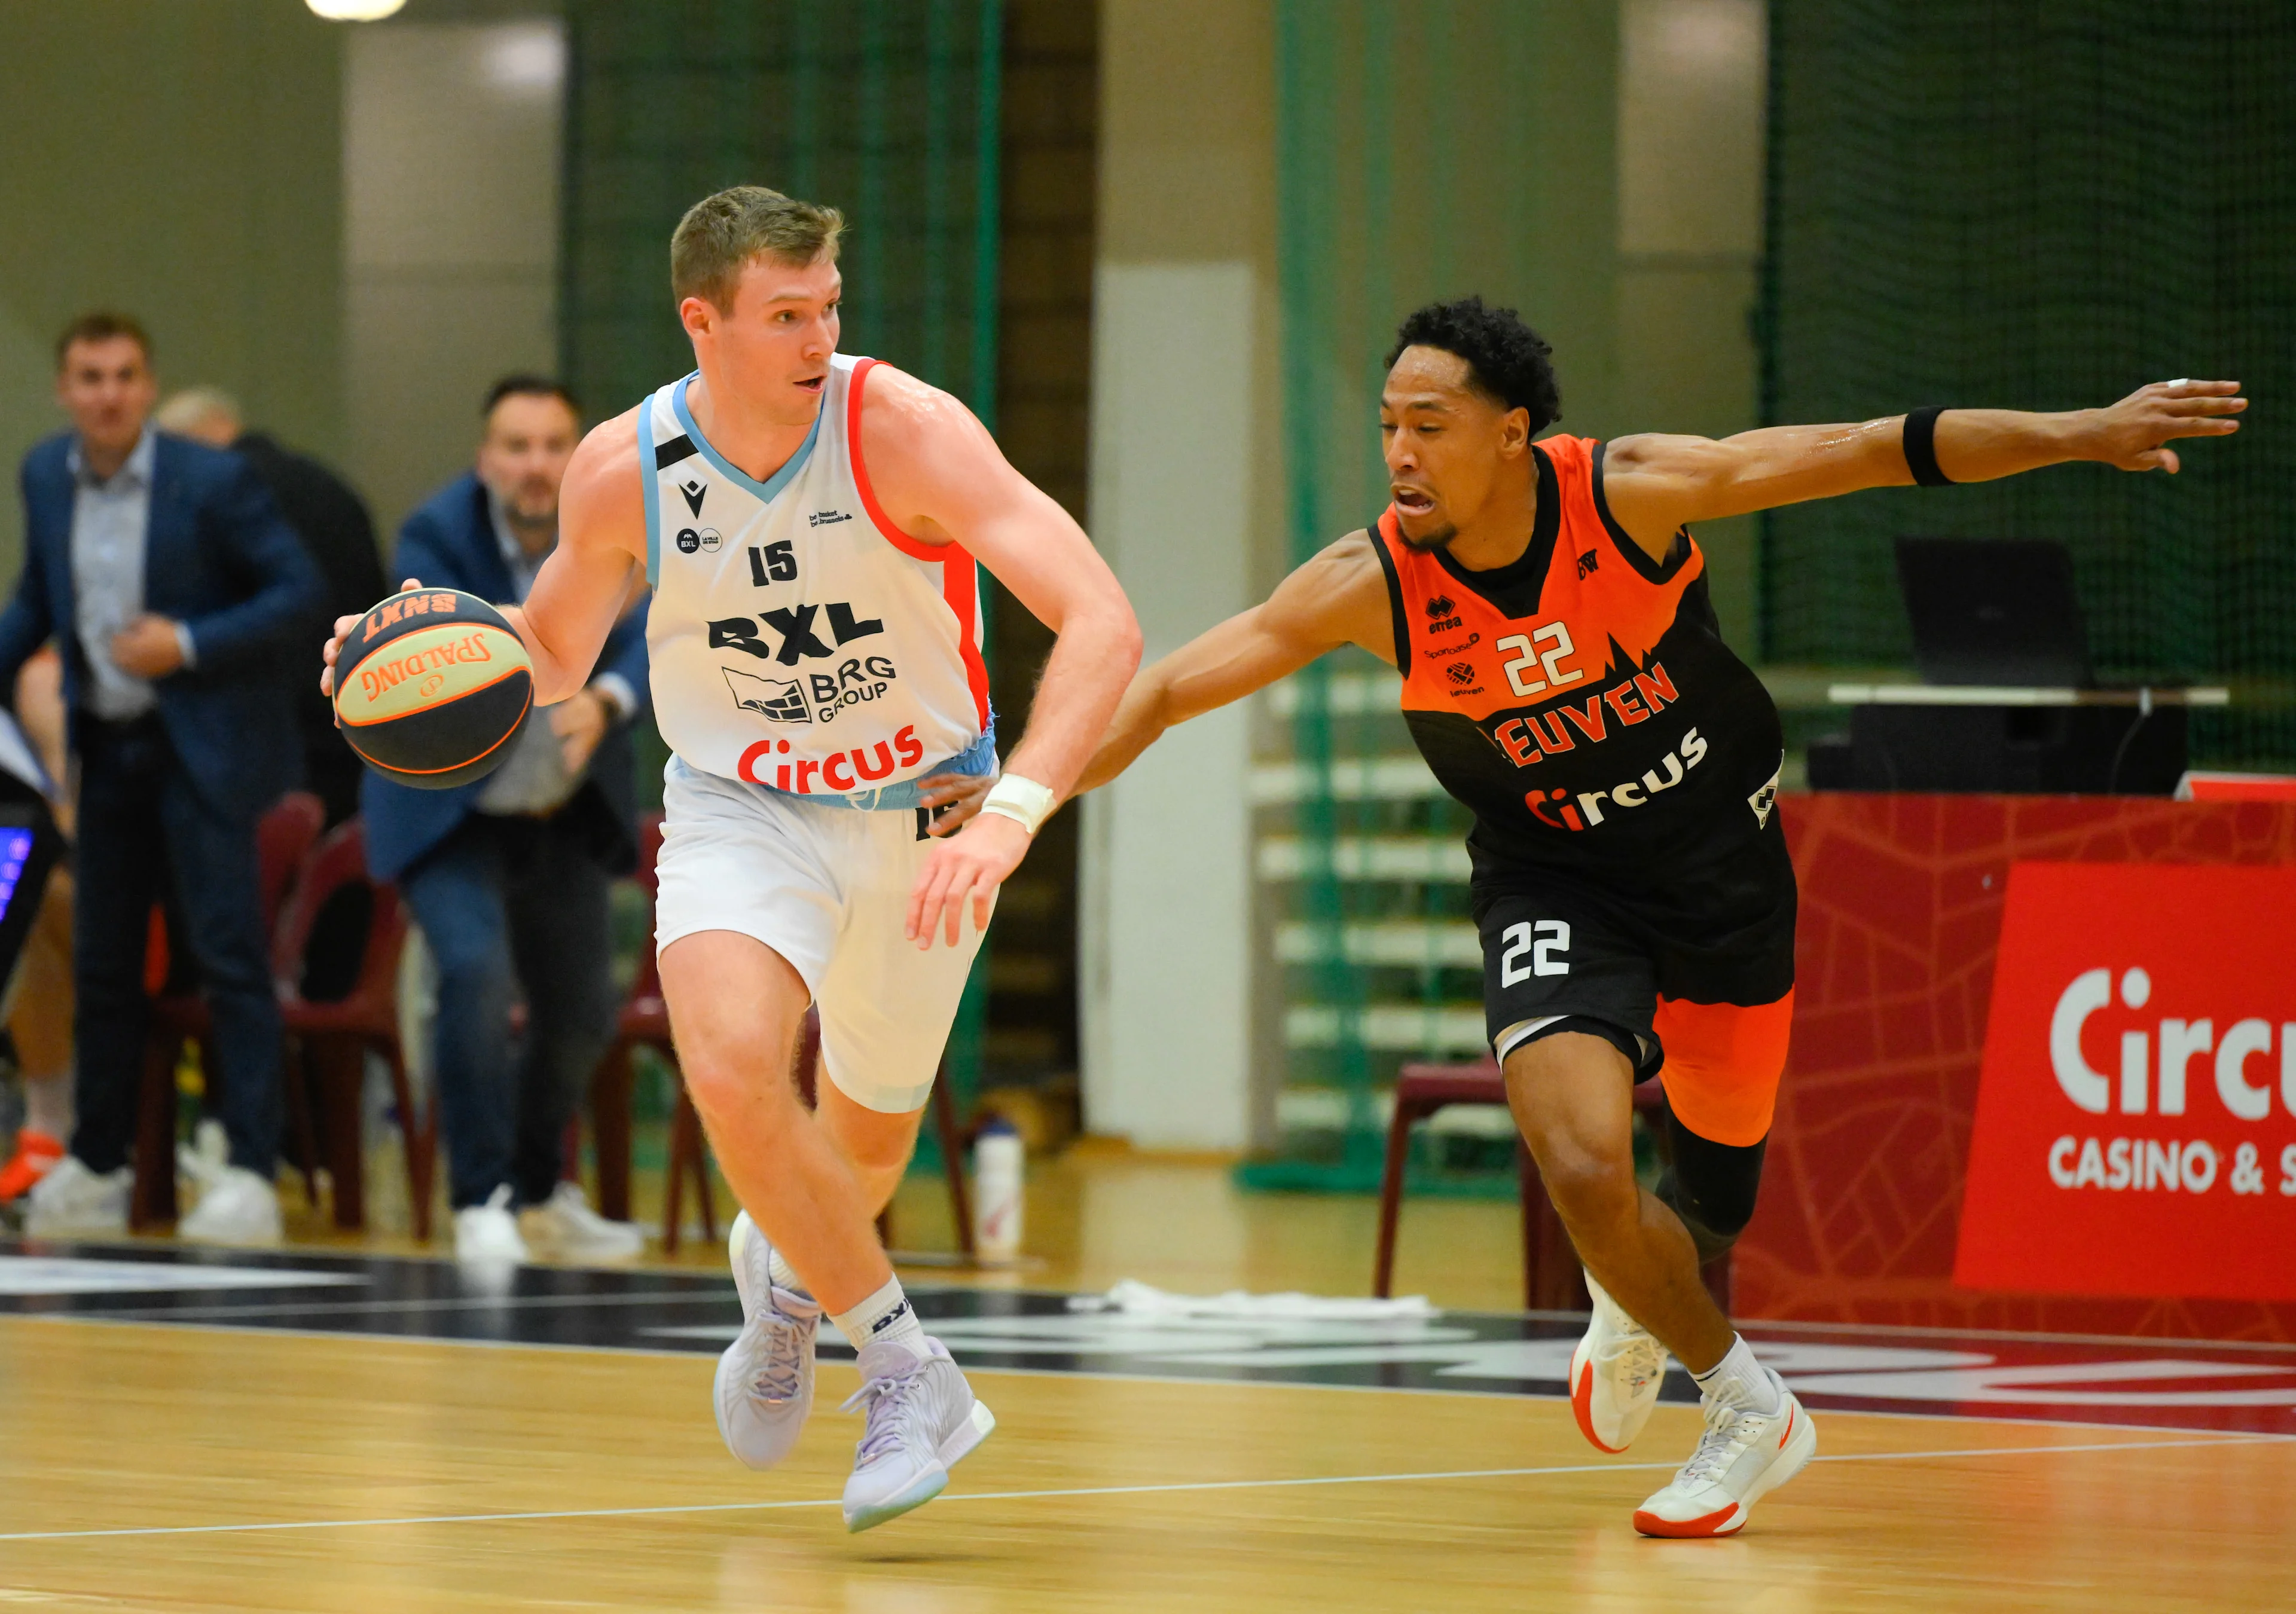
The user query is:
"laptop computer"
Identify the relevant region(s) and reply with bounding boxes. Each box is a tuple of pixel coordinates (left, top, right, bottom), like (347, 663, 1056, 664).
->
(1894, 537, 2094, 688)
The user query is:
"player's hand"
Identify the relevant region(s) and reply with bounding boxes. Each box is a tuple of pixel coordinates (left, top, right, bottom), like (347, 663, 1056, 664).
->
(549, 688, 610, 777)
(2090, 379, 2245, 473)
(906, 812, 1030, 949)
(322, 576, 421, 702)
(916, 769, 995, 836)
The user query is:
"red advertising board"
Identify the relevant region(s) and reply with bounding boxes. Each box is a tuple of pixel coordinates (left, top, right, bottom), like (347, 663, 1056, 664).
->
(1953, 862, 2296, 1301)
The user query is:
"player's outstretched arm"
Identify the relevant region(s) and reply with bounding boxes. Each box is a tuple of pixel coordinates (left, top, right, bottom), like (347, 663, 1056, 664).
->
(1077, 531, 1399, 794)
(1599, 378, 2246, 560)
(857, 364, 1143, 946)
(317, 411, 647, 705)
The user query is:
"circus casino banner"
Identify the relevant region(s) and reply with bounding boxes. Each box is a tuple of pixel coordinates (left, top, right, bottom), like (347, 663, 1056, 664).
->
(1955, 862, 2296, 1301)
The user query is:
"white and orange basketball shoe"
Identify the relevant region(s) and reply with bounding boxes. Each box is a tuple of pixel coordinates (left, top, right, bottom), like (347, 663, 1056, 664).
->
(1632, 1366, 1817, 1537)
(1570, 1272, 1668, 1453)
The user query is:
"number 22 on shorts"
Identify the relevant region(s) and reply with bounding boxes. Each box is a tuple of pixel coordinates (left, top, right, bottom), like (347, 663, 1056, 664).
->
(1501, 920, 1571, 985)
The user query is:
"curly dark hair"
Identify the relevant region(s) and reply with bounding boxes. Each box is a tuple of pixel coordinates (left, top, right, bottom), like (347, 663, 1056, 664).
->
(1385, 296, 1561, 433)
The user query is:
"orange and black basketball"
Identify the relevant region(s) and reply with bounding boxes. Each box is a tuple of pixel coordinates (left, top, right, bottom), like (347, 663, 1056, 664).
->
(332, 586, 533, 790)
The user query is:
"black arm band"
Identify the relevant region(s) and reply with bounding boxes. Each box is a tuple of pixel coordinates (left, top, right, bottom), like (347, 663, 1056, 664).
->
(1903, 405, 1953, 487)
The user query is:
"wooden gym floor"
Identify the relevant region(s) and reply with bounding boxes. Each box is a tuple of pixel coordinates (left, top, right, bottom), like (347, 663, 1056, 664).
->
(2, 1151, 2292, 1611)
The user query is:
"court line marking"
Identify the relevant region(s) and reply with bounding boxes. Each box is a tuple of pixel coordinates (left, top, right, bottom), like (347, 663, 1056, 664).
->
(0, 1433, 2281, 1545)
(13, 1312, 2295, 1444)
(16, 1248, 2293, 1361)
(70, 1288, 738, 1325)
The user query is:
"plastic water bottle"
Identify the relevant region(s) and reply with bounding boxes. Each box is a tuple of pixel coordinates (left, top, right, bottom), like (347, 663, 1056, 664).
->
(971, 1118, 1024, 1264)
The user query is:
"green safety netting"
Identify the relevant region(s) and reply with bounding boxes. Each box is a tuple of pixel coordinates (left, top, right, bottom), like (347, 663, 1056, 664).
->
(1762, 0, 2296, 764)
(558, 0, 1004, 1108)
(1257, 1, 1612, 1190)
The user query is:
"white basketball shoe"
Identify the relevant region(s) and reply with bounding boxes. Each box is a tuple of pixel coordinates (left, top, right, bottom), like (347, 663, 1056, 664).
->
(178, 1166, 283, 1247)
(23, 1156, 131, 1237)
(838, 1335, 996, 1533)
(1633, 1367, 1817, 1537)
(713, 1211, 822, 1469)
(453, 1185, 529, 1265)
(1570, 1272, 1668, 1453)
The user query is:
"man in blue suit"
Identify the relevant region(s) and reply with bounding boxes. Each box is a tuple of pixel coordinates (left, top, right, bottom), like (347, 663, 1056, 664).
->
(5, 311, 323, 1244)
(366, 376, 651, 1263)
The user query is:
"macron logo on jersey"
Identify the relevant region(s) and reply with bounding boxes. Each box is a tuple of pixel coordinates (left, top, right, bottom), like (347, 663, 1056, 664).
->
(679, 478, 707, 516)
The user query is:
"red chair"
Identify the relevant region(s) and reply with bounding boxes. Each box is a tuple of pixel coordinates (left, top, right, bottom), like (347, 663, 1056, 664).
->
(271, 819, 433, 1238)
(593, 812, 977, 1258)
(132, 791, 325, 1228)
(1371, 1059, 1730, 1312)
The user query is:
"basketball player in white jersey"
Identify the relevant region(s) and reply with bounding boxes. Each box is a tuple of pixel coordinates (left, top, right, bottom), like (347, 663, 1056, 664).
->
(325, 187, 1140, 1531)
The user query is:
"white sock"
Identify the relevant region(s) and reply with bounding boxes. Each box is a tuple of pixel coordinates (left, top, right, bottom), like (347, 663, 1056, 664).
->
(1691, 1334, 1779, 1414)
(831, 1274, 925, 1354)
(766, 1248, 811, 1298)
(23, 1073, 72, 1140)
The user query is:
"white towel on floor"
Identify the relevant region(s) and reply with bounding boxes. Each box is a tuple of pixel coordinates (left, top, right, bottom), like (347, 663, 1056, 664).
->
(1067, 1279, 1437, 1319)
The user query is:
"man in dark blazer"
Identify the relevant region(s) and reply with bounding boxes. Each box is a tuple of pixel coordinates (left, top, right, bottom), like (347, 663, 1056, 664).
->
(365, 375, 650, 1264)
(158, 385, 385, 826)
(5, 311, 322, 1245)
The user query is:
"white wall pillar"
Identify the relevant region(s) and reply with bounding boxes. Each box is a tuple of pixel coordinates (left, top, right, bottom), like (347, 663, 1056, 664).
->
(343, 20, 563, 538)
(1079, 262, 1256, 1149)
(1080, 0, 1276, 1151)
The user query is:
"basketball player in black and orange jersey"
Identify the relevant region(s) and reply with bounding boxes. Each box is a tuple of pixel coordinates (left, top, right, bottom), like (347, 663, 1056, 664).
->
(1073, 297, 2245, 1537)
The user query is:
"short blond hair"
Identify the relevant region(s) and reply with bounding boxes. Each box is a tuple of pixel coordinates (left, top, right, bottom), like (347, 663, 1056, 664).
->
(670, 186, 844, 310)
(157, 385, 242, 438)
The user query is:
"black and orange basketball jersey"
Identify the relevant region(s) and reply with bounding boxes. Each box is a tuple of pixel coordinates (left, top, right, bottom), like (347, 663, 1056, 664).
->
(1370, 436, 1783, 885)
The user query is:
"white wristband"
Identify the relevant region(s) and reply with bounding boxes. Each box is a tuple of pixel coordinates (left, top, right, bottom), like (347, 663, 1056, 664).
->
(979, 773, 1058, 836)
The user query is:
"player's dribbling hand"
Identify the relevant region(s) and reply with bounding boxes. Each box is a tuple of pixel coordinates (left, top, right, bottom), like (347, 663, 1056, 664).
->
(320, 576, 422, 703)
(906, 812, 1030, 949)
(2091, 379, 2245, 473)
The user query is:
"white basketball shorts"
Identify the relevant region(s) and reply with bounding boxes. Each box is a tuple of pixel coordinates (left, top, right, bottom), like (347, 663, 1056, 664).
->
(654, 757, 990, 1114)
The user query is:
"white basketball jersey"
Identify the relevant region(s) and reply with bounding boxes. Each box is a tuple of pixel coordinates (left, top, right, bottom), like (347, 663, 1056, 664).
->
(639, 354, 991, 794)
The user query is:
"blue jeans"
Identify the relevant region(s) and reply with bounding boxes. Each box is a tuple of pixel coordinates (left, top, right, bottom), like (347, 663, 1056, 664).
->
(72, 715, 283, 1176)
(400, 812, 617, 1210)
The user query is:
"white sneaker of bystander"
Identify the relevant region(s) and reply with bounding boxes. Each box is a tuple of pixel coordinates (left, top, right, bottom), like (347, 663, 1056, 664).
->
(178, 1166, 283, 1246)
(518, 1181, 645, 1263)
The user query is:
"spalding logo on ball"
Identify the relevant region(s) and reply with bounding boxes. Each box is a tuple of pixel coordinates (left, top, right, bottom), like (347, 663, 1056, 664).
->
(334, 587, 533, 790)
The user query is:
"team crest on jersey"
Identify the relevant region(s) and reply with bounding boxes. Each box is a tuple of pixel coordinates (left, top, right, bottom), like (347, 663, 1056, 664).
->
(723, 667, 811, 723)
(679, 477, 708, 516)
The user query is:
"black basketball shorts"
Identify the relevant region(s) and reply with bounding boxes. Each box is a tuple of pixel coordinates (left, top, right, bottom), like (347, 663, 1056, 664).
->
(1470, 826, 1798, 1147)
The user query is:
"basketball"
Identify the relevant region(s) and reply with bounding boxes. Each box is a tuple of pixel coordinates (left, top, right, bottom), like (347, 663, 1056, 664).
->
(332, 586, 533, 790)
